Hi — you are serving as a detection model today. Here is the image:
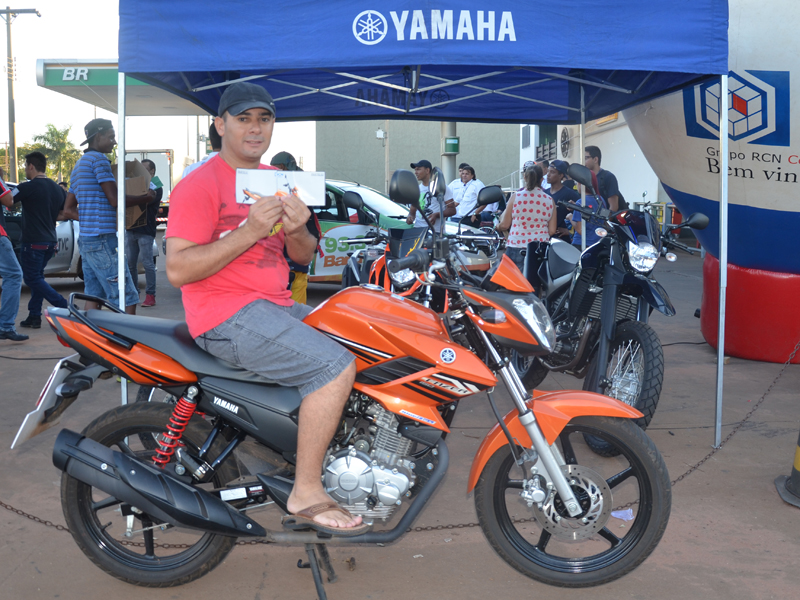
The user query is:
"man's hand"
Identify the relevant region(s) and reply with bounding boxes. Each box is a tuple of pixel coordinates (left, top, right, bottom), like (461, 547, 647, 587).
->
(242, 195, 284, 241)
(281, 194, 311, 236)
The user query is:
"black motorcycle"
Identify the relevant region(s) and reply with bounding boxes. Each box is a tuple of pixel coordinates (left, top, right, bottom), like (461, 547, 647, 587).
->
(504, 164, 708, 455)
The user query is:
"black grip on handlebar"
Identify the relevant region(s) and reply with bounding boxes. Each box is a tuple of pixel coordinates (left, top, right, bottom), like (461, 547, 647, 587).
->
(387, 249, 430, 273)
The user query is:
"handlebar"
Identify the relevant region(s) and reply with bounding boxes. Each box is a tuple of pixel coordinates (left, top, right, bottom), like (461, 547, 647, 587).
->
(664, 237, 695, 255)
(387, 249, 430, 273)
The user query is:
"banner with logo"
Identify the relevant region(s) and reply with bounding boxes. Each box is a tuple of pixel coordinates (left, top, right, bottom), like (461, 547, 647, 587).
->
(119, 0, 728, 123)
(624, 0, 798, 274)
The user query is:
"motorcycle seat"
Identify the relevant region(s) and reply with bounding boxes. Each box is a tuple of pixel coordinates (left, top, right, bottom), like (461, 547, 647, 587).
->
(85, 310, 274, 384)
(548, 240, 581, 280)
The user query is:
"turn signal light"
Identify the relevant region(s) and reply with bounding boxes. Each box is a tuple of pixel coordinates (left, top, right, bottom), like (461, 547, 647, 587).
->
(480, 309, 507, 324)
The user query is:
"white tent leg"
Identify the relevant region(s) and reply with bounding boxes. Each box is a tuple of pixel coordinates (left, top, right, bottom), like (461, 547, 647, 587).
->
(118, 71, 128, 406)
(714, 74, 729, 447)
(580, 86, 586, 252)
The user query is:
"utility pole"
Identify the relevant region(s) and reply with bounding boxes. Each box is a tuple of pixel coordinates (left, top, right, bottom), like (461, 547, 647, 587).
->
(0, 7, 40, 182)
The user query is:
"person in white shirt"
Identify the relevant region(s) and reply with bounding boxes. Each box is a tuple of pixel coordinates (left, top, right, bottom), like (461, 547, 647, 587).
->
(453, 165, 486, 222)
(448, 162, 470, 190)
(181, 122, 221, 180)
(537, 160, 551, 191)
(406, 159, 456, 228)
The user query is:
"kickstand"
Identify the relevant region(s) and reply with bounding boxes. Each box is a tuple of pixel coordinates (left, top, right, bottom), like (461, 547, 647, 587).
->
(315, 543, 338, 583)
(298, 543, 336, 600)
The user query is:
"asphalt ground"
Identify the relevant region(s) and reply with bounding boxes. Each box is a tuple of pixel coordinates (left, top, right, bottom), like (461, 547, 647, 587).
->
(1, 236, 799, 600)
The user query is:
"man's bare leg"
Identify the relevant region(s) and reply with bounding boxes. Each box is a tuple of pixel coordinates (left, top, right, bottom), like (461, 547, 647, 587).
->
(286, 361, 362, 529)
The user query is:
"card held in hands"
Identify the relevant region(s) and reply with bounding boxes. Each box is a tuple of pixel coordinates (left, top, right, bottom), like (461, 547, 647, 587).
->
(235, 169, 325, 206)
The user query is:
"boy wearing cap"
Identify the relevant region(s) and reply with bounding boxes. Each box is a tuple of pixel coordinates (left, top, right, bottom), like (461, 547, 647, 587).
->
(406, 159, 456, 227)
(62, 119, 156, 314)
(166, 82, 365, 536)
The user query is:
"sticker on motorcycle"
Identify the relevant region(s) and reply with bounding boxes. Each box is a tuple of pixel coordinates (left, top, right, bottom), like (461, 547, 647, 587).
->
(440, 348, 456, 363)
(399, 409, 437, 426)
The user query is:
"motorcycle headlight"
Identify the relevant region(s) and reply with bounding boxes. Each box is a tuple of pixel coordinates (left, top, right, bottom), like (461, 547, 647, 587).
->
(512, 297, 555, 352)
(389, 268, 416, 287)
(627, 241, 659, 273)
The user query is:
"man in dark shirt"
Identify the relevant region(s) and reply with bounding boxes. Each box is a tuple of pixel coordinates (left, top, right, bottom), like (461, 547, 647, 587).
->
(547, 160, 580, 242)
(125, 159, 161, 307)
(584, 145, 627, 212)
(16, 152, 69, 329)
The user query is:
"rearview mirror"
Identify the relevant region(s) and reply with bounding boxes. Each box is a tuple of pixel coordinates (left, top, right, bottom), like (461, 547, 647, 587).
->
(429, 167, 447, 198)
(566, 163, 596, 194)
(476, 185, 503, 207)
(390, 169, 422, 207)
(341, 191, 364, 211)
(683, 212, 709, 230)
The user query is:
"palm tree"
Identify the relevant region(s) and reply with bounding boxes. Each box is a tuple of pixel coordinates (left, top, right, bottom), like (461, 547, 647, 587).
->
(31, 124, 81, 182)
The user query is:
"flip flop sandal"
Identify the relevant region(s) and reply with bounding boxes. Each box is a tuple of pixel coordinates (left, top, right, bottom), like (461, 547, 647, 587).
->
(282, 502, 372, 537)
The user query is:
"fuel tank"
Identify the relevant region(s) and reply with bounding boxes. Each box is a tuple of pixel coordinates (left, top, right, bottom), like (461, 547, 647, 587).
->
(304, 286, 497, 430)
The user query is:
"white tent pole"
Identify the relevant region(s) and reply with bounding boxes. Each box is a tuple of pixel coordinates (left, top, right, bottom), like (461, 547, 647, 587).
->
(117, 70, 128, 406)
(714, 73, 729, 447)
(580, 86, 586, 252)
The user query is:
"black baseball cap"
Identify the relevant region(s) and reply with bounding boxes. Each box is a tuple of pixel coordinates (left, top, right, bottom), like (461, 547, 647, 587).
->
(80, 118, 114, 146)
(410, 159, 432, 169)
(550, 160, 569, 175)
(218, 82, 276, 117)
(271, 151, 302, 171)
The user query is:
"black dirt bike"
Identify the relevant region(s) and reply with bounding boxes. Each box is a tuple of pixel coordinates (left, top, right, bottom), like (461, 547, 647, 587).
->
(505, 163, 709, 455)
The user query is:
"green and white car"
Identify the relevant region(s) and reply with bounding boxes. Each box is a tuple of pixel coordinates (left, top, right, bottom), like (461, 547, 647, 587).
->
(311, 180, 488, 282)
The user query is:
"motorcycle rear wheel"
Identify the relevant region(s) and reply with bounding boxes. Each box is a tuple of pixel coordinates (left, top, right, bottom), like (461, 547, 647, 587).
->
(61, 403, 239, 587)
(474, 416, 670, 587)
(583, 320, 663, 457)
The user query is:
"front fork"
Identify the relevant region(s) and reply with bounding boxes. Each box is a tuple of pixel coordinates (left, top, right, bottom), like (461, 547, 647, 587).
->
(474, 325, 583, 517)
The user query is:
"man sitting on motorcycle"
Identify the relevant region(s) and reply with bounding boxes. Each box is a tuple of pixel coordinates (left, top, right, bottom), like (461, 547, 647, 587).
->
(165, 82, 367, 536)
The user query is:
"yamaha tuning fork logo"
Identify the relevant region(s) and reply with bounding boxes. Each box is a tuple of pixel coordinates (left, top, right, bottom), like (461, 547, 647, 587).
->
(353, 8, 517, 46)
(684, 70, 790, 146)
(353, 10, 388, 45)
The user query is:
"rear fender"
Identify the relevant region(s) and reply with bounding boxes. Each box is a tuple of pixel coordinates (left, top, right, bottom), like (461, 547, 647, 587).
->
(466, 389, 643, 492)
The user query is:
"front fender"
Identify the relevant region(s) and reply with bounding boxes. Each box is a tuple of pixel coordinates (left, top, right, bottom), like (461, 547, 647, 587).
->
(466, 389, 643, 493)
(623, 272, 676, 316)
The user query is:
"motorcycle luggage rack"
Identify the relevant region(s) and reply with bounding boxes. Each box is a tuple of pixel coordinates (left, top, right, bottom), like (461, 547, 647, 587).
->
(65, 293, 134, 350)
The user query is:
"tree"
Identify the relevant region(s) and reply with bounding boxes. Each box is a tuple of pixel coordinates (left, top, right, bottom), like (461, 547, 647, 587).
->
(31, 124, 81, 182)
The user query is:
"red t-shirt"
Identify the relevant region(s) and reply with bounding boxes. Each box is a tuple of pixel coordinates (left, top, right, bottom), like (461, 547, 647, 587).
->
(166, 155, 291, 337)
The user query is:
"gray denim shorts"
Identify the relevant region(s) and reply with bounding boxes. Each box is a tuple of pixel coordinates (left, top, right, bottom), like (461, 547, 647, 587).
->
(195, 299, 355, 398)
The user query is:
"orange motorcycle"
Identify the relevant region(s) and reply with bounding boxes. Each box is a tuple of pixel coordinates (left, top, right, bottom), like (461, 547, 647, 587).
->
(13, 169, 670, 596)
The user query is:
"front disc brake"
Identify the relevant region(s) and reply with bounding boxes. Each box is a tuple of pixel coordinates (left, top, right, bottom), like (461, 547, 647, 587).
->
(531, 464, 613, 541)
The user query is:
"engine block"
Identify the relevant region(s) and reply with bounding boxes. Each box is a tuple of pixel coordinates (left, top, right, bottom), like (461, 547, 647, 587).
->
(324, 404, 417, 521)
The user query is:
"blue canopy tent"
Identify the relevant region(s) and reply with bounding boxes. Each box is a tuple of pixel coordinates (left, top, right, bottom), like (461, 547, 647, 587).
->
(116, 0, 730, 440)
(118, 1, 727, 124)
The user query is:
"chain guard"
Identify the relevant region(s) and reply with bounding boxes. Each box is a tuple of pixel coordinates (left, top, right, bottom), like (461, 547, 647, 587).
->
(531, 464, 612, 541)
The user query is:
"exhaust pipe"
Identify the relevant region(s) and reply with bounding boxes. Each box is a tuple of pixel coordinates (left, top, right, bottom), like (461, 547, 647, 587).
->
(53, 429, 265, 538)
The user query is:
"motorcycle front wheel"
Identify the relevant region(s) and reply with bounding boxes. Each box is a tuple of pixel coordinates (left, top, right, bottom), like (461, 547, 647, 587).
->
(474, 416, 671, 587)
(511, 351, 550, 390)
(583, 320, 663, 457)
(61, 403, 239, 587)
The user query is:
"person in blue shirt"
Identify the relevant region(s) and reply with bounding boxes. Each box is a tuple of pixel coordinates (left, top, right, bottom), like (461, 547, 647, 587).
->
(570, 171, 608, 250)
(62, 119, 155, 314)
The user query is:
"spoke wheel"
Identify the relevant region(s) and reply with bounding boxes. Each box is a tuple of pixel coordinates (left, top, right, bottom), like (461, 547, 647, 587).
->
(474, 416, 670, 587)
(583, 320, 663, 457)
(61, 403, 239, 587)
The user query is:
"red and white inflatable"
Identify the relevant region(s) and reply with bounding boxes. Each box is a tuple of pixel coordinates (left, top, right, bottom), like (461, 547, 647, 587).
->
(623, 0, 800, 362)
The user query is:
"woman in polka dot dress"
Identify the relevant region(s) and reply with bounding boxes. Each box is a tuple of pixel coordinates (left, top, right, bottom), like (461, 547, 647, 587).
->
(496, 163, 557, 275)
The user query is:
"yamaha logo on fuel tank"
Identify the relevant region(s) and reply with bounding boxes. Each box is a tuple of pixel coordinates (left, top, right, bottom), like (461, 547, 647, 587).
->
(683, 70, 790, 146)
(353, 9, 516, 45)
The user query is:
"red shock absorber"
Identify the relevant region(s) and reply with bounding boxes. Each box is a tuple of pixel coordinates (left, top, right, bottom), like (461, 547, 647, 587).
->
(153, 386, 199, 467)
